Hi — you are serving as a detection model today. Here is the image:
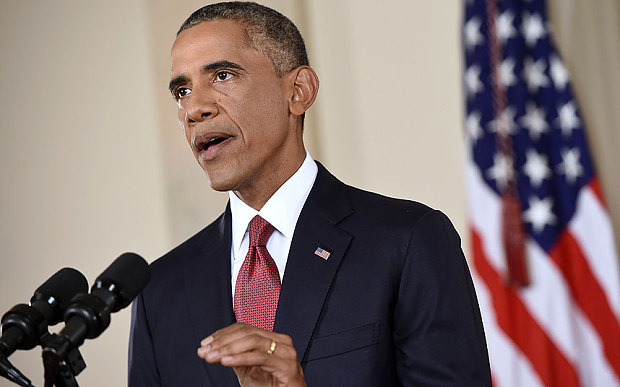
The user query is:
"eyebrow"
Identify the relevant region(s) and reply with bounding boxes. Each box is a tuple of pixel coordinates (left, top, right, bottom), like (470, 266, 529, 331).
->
(168, 60, 246, 95)
(168, 75, 189, 95)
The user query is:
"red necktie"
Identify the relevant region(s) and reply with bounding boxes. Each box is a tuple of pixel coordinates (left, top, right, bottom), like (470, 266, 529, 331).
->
(234, 215, 281, 331)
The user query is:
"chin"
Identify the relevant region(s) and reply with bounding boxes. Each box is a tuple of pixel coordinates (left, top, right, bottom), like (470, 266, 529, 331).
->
(205, 170, 239, 193)
(205, 174, 230, 192)
(208, 181, 232, 192)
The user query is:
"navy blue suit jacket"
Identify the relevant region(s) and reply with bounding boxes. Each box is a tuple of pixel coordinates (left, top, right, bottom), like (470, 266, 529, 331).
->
(128, 163, 492, 386)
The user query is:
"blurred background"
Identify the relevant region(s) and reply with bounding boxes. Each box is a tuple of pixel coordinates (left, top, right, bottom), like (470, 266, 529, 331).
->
(0, 1, 618, 386)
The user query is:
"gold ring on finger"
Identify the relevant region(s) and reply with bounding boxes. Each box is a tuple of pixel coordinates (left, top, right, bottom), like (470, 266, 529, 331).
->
(267, 340, 276, 355)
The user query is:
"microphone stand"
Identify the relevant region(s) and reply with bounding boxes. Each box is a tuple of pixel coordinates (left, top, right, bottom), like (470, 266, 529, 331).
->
(0, 355, 33, 387)
(41, 331, 86, 387)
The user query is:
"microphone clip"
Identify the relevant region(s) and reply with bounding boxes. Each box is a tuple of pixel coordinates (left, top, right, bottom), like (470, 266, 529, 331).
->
(41, 333, 86, 387)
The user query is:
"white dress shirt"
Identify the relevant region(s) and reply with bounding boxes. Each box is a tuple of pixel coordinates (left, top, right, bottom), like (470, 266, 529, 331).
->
(229, 152, 318, 300)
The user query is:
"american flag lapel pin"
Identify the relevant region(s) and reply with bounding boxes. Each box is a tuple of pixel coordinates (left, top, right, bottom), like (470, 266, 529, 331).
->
(314, 246, 331, 260)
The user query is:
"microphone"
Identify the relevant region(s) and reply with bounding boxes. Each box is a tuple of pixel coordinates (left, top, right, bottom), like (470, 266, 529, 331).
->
(0, 267, 88, 387)
(0, 268, 89, 357)
(42, 253, 150, 363)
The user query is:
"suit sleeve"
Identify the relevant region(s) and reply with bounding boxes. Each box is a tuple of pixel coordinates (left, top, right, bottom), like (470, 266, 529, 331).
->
(393, 210, 491, 386)
(128, 292, 162, 387)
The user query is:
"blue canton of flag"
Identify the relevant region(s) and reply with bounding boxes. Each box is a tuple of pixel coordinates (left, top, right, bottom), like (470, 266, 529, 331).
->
(464, 0, 593, 252)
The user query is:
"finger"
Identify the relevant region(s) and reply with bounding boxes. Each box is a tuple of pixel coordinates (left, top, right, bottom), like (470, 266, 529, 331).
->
(201, 336, 297, 367)
(202, 334, 295, 363)
(221, 348, 303, 383)
(199, 332, 268, 362)
(203, 323, 290, 351)
(200, 322, 247, 346)
(201, 323, 271, 349)
(199, 323, 253, 358)
(221, 336, 298, 361)
(220, 348, 279, 368)
(199, 324, 267, 360)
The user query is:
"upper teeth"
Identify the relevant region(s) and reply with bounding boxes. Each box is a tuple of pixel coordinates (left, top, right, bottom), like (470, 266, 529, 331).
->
(202, 137, 225, 150)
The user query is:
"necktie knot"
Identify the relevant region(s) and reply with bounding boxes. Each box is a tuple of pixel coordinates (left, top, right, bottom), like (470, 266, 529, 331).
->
(248, 215, 275, 247)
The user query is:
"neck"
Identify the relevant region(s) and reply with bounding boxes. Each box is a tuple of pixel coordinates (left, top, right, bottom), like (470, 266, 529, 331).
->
(233, 148, 306, 211)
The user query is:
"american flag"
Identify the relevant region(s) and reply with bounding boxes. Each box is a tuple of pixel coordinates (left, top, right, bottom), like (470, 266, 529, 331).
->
(314, 246, 331, 260)
(462, 0, 620, 386)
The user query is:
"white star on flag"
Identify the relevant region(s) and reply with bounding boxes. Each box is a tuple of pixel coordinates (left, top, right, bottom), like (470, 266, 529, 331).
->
(524, 58, 549, 92)
(524, 149, 551, 187)
(550, 55, 570, 89)
(496, 11, 517, 43)
(464, 17, 484, 51)
(487, 152, 514, 189)
(465, 65, 484, 98)
(557, 148, 583, 183)
(520, 103, 549, 140)
(557, 101, 581, 137)
(465, 111, 484, 143)
(522, 12, 547, 46)
(499, 58, 517, 88)
(523, 196, 556, 233)
(488, 107, 518, 136)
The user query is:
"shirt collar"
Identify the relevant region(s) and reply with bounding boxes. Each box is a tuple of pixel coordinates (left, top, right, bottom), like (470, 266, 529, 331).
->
(229, 152, 318, 252)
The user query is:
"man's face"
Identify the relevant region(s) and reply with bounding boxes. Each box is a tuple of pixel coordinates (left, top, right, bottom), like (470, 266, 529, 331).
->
(170, 20, 299, 195)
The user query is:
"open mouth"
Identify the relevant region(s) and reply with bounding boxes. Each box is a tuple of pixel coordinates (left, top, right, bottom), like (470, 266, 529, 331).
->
(195, 133, 233, 153)
(199, 136, 229, 151)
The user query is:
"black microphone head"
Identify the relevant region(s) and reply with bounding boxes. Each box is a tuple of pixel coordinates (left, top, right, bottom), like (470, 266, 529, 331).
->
(92, 253, 150, 311)
(30, 268, 89, 325)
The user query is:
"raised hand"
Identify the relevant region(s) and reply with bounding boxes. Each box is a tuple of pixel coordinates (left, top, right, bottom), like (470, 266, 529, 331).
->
(198, 323, 306, 387)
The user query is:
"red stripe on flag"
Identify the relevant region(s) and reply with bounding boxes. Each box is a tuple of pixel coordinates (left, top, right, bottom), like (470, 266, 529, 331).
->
(549, 230, 620, 379)
(587, 177, 607, 208)
(472, 228, 580, 387)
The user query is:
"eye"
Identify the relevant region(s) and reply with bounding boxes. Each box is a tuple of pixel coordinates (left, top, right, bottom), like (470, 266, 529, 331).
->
(215, 71, 233, 82)
(174, 87, 191, 100)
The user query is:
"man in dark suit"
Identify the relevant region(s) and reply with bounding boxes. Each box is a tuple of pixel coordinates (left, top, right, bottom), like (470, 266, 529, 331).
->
(129, 2, 492, 386)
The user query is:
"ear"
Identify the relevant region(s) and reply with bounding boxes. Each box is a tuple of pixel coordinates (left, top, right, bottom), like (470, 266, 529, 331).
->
(286, 66, 319, 116)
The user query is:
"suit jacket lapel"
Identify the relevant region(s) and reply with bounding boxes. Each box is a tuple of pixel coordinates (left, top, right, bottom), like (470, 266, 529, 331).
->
(183, 206, 238, 384)
(274, 163, 353, 362)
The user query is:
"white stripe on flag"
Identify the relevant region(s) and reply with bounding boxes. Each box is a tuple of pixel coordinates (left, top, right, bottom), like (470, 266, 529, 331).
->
(571, 301, 620, 386)
(569, 187, 620, 320)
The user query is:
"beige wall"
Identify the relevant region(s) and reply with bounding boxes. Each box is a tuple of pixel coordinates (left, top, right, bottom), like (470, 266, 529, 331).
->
(305, 1, 468, 236)
(0, 1, 169, 385)
(0, 1, 618, 386)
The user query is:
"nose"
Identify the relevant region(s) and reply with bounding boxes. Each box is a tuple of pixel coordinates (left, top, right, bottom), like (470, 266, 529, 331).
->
(184, 87, 218, 123)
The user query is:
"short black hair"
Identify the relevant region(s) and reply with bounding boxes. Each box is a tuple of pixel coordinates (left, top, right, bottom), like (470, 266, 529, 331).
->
(178, 1, 309, 77)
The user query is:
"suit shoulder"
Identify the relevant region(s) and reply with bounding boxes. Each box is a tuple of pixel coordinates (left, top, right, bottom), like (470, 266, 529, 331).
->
(313, 162, 452, 231)
(345, 184, 439, 226)
(149, 212, 226, 277)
